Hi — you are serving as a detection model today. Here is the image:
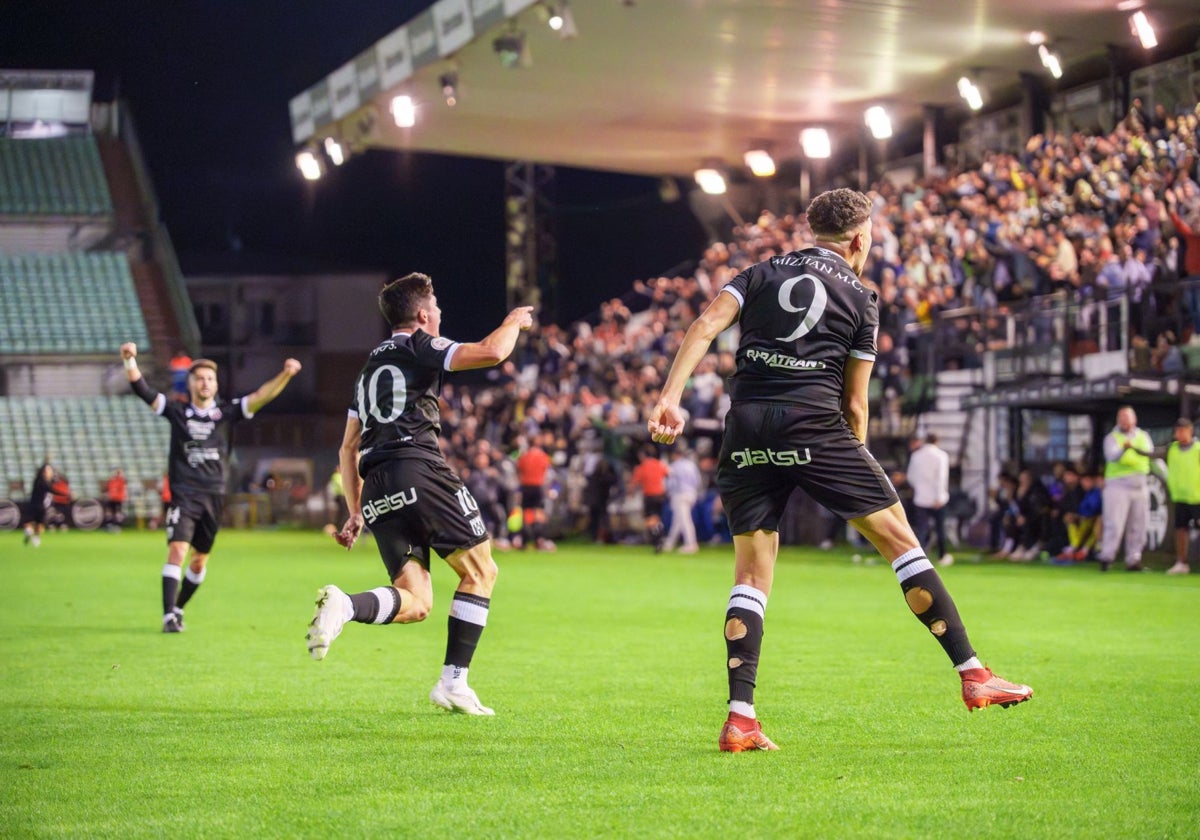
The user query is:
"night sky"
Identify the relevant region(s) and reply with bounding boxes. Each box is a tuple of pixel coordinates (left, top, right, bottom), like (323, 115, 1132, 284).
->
(7, 1, 707, 334)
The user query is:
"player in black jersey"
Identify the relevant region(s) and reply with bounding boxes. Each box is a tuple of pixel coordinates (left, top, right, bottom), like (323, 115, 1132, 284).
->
(647, 188, 1032, 752)
(306, 272, 533, 716)
(121, 342, 301, 632)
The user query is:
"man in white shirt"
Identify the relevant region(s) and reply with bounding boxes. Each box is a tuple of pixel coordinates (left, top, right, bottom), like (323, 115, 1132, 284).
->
(907, 433, 953, 567)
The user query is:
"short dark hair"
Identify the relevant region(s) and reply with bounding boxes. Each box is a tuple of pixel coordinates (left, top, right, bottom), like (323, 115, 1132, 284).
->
(1176, 417, 1194, 430)
(379, 272, 434, 329)
(806, 188, 872, 237)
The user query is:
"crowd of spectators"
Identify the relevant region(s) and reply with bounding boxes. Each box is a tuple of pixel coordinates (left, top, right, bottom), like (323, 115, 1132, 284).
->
(438, 99, 1200, 545)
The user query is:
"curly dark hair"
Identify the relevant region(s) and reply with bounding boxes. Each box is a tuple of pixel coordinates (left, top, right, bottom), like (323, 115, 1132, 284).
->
(806, 188, 872, 237)
(379, 272, 434, 329)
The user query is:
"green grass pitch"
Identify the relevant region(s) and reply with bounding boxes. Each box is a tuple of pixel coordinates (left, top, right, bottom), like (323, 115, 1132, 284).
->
(2, 530, 1198, 839)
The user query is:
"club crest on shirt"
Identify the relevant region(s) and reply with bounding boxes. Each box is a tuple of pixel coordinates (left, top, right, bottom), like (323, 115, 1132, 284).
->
(431, 337, 452, 351)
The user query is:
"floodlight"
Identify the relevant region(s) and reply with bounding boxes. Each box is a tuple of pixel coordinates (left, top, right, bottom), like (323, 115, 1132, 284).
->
(391, 94, 416, 128)
(864, 106, 892, 140)
(1130, 11, 1157, 49)
(957, 76, 984, 111)
(743, 150, 776, 178)
(693, 168, 726, 195)
(1038, 45, 1063, 80)
(800, 128, 831, 159)
(323, 137, 345, 166)
(296, 150, 322, 181)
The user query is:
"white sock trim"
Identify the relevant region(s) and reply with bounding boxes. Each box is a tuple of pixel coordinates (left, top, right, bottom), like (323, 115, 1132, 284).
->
(185, 567, 206, 584)
(955, 657, 984, 672)
(369, 586, 398, 625)
(162, 564, 182, 581)
(729, 700, 756, 719)
(442, 664, 467, 685)
(728, 584, 767, 618)
(891, 547, 933, 583)
(449, 595, 489, 627)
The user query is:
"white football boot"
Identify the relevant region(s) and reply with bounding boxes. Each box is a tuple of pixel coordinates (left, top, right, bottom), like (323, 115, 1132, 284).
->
(429, 681, 495, 716)
(307, 585, 350, 661)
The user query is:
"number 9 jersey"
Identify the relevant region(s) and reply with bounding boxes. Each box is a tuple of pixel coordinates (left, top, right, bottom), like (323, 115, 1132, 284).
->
(350, 330, 461, 477)
(721, 246, 879, 413)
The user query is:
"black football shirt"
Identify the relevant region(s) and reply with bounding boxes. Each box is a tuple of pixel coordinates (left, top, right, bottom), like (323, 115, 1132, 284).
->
(721, 247, 879, 411)
(349, 330, 461, 476)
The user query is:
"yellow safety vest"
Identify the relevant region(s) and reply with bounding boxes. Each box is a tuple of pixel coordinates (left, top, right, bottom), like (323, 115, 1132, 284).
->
(1105, 429, 1152, 479)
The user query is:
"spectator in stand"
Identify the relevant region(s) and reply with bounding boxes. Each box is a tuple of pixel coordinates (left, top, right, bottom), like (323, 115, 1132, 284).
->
(630, 445, 669, 551)
(1165, 418, 1200, 575)
(103, 467, 128, 529)
(907, 433, 953, 567)
(1009, 468, 1052, 562)
(515, 431, 555, 551)
(1098, 405, 1154, 572)
(1165, 188, 1200, 342)
(21, 463, 54, 547)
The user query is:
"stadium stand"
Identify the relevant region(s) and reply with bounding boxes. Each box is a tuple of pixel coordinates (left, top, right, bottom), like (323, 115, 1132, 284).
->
(0, 75, 200, 530)
(0, 134, 112, 216)
(0, 395, 168, 523)
(0, 252, 150, 354)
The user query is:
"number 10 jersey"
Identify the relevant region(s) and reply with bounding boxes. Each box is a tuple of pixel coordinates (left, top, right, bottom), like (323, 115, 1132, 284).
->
(348, 330, 461, 477)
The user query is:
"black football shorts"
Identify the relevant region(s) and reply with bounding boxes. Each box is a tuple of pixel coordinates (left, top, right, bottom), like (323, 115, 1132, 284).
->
(361, 457, 489, 579)
(716, 401, 899, 533)
(164, 491, 225, 553)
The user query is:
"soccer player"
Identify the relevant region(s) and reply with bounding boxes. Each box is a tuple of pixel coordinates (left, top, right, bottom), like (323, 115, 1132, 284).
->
(306, 272, 533, 716)
(647, 188, 1032, 753)
(121, 343, 301, 632)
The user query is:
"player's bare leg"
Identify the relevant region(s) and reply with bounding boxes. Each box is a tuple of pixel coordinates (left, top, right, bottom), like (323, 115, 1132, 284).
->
(307, 559, 430, 660)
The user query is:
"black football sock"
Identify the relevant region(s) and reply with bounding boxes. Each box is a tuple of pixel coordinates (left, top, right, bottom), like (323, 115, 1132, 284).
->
(725, 585, 767, 705)
(176, 566, 206, 609)
(348, 587, 402, 624)
(444, 593, 490, 670)
(161, 564, 181, 617)
(891, 548, 976, 665)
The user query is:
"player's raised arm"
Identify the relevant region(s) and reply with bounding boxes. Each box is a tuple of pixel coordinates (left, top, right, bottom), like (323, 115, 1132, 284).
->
(447, 306, 534, 371)
(245, 358, 302, 415)
(120, 342, 165, 412)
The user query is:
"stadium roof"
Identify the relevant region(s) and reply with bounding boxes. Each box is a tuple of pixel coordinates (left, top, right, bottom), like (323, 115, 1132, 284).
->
(289, 0, 1200, 178)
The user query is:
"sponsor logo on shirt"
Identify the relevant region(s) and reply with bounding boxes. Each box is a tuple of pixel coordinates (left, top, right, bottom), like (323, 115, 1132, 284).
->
(729, 447, 812, 469)
(362, 487, 418, 524)
(745, 348, 827, 370)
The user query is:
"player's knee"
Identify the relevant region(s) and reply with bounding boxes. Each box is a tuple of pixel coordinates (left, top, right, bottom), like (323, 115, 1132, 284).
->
(189, 554, 208, 573)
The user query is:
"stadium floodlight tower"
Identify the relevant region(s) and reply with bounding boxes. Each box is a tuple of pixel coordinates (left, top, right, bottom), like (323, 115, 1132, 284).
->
(504, 161, 557, 319)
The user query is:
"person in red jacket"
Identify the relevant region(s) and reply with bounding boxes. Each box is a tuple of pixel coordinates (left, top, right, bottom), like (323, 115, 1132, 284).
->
(1165, 187, 1200, 341)
(104, 467, 128, 527)
(515, 431, 555, 551)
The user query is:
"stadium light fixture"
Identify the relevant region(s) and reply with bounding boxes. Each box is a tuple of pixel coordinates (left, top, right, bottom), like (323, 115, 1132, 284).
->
(957, 76, 984, 111)
(391, 94, 416, 128)
(1130, 11, 1157, 49)
(323, 137, 345, 166)
(494, 30, 530, 68)
(800, 128, 831, 159)
(693, 167, 727, 195)
(864, 106, 892, 140)
(743, 149, 776, 178)
(1026, 31, 1047, 46)
(296, 149, 322, 181)
(440, 71, 459, 107)
(1038, 44, 1063, 79)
